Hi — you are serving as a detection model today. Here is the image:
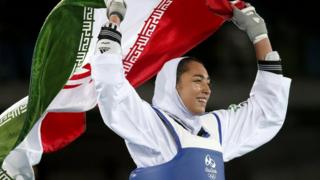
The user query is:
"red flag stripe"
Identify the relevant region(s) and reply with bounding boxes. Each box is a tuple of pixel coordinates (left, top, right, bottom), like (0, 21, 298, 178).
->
(69, 64, 92, 80)
(63, 84, 82, 89)
(41, 112, 86, 153)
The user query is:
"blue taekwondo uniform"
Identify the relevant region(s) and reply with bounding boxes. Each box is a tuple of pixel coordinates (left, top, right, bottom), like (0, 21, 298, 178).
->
(130, 108, 225, 180)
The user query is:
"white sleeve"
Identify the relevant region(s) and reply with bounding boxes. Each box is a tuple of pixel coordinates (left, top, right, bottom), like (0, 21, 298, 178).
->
(91, 53, 159, 151)
(213, 70, 291, 162)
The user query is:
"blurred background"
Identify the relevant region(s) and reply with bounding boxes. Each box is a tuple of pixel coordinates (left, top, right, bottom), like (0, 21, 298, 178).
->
(1, 0, 320, 179)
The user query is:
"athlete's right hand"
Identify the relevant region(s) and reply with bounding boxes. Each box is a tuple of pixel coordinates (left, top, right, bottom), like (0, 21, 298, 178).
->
(95, 22, 122, 55)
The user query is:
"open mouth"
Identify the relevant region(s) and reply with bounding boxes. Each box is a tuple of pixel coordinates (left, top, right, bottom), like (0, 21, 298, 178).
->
(197, 97, 208, 104)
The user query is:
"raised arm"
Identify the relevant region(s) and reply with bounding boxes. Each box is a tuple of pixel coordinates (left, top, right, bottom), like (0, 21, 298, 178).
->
(91, 0, 159, 150)
(214, 3, 291, 161)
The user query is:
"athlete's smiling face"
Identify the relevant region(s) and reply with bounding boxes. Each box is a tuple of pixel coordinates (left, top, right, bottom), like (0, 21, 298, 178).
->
(176, 60, 211, 115)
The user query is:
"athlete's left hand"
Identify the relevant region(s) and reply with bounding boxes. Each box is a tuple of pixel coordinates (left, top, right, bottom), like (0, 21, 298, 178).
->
(232, 3, 268, 44)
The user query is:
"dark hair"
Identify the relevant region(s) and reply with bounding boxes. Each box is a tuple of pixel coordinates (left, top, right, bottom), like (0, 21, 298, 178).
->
(176, 57, 204, 84)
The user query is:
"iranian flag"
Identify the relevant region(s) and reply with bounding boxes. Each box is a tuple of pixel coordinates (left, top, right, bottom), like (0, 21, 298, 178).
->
(0, 0, 244, 169)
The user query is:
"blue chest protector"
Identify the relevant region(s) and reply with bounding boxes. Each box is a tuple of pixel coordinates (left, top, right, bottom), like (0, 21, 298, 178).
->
(129, 108, 225, 180)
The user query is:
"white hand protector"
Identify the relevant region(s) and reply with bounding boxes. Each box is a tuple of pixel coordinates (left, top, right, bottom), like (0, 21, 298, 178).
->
(232, 4, 268, 44)
(95, 22, 122, 55)
(105, 0, 127, 22)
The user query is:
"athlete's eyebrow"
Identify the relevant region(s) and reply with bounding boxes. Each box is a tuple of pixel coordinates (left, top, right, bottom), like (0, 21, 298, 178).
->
(192, 74, 210, 81)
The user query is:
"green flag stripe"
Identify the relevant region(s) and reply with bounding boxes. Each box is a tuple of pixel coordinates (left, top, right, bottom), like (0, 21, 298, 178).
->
(0, 100, 27, 128)
(18, 4, 86, 147)
(1, 0, 105, 165)
(72, 7, 94, 74)
(0, 99, 28, 162)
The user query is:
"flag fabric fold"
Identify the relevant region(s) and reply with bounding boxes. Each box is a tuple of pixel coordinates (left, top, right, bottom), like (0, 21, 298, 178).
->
(1, 0, 243, 167)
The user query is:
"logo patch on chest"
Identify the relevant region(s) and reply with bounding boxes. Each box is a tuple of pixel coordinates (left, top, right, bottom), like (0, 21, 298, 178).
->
(204, 154, 217, 179)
